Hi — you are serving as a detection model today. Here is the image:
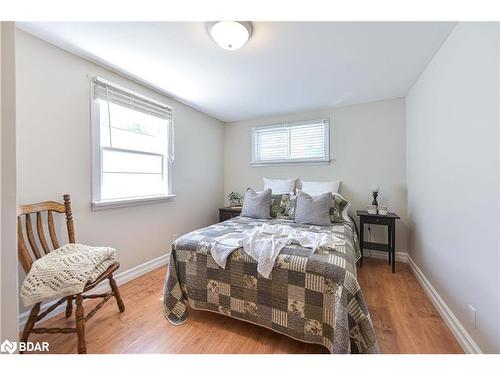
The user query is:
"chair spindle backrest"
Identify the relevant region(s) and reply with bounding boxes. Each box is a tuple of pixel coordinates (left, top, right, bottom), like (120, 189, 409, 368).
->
(17, 194, 76, 274)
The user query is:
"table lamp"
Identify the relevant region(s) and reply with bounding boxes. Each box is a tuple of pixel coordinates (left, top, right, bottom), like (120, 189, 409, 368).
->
(371, 184, 380, 208)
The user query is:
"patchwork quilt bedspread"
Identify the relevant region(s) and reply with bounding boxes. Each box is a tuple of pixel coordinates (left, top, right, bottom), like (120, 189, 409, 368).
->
(163, 216, 379, 354)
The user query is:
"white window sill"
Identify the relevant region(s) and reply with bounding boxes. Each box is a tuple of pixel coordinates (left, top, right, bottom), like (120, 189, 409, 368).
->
(91, 194, 176, 211)
(250, 159, 332, 167)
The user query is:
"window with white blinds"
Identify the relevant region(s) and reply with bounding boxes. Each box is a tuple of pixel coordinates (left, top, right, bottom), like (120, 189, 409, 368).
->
(90, 77, 174, 209)
(251, 119, 330, 165)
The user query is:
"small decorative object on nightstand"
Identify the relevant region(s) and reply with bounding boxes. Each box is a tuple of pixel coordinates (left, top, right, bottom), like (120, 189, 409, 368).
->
(219, 206, 242, 222)
(227, 192, 243, 207)
(357, 209, 400, 273)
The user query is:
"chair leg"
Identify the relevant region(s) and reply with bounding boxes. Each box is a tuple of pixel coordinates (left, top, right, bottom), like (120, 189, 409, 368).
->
(65, 296, 73, 318)
(20, 303, 40, 353)
(75, 294, 87, 354)
(109, 275, 125, 312)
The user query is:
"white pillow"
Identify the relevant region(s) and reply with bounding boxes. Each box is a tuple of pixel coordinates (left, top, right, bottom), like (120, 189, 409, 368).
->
(300, 180, 341, 195)
(263, 178, 296, 194)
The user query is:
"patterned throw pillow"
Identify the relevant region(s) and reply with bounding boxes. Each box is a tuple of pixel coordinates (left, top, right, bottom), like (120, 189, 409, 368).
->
(270, 194, 297, 219)
(329, 193, 350, 223)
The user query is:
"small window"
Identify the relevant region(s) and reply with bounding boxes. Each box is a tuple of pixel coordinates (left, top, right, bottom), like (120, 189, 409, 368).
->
(251, 119, 330, 165)
(91, 77, 174, 209)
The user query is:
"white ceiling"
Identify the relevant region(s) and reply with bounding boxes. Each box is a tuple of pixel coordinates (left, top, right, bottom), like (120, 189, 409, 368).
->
(18, 22, 455, 122)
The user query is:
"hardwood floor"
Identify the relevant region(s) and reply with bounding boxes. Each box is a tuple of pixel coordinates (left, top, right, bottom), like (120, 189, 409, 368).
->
(357, 258, 462, 353)
(24, 257, 463, 354)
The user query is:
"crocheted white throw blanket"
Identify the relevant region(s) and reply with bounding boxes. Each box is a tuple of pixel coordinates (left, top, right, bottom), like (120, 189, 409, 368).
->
(20, 243, 117, 307)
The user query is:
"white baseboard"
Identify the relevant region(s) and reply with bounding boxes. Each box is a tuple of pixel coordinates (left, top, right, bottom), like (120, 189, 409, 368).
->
(408, 257, 482, 354)
(364, 249, 409, 263)
(18, 253, 168, 330)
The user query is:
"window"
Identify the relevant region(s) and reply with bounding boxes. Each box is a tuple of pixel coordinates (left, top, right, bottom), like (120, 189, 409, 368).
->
(251, 119, 330, 165)
(90, 77, 174, 209)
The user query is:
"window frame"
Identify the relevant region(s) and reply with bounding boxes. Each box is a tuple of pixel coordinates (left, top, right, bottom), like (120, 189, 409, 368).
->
(250, 118, 330, 166)
(90, 78, 175, 211)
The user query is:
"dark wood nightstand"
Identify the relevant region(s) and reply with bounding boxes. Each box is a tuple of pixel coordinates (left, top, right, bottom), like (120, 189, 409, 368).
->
(356, 210, 400, 273)
(219, 206, 242, 222)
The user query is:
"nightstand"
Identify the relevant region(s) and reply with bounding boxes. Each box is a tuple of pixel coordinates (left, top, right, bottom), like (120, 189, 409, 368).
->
(356, 210, 400, 273)
(219, 206, 242, 222)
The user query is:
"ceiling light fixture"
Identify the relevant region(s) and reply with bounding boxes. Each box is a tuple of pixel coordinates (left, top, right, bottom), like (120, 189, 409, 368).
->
(209, 21, 252, 51)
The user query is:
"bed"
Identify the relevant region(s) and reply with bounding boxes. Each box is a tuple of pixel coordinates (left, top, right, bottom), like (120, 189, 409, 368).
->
(163, 216, 379, 354)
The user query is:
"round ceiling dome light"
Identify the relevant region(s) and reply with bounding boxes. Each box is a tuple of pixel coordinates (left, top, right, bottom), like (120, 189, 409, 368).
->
(209, 21, 252, 51)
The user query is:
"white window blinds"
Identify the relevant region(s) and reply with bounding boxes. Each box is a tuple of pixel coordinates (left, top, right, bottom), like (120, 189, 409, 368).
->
(252, 119, 329, 165)
(94, 78, 172, 121)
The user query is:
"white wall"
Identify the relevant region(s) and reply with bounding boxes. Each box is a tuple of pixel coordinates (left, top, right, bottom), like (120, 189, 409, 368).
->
(406, 22, 500, 353)
(16, 30, 224, 312)
(224, 98, 408, 252)
(1, 22, 19, 342)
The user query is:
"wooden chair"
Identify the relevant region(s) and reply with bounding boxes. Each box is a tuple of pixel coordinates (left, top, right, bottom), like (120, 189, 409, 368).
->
(18, 194, 125, 354)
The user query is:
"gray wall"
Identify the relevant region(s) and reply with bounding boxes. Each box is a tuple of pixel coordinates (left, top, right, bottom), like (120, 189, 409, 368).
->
(1, 22, 19, 343)
(406, 22, 500, 353)
(224, 98, 408, 252)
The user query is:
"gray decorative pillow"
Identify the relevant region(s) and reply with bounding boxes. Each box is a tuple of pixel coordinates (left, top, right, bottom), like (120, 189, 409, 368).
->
(294, 191, 332, 226)
(241, 188, 272, 219)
